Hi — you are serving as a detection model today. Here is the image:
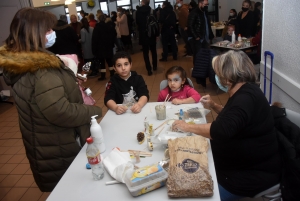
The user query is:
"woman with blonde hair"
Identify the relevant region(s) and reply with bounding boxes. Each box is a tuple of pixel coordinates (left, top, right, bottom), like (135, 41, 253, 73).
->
(172, 50, 281, 200)
(0, 8, 101, 192)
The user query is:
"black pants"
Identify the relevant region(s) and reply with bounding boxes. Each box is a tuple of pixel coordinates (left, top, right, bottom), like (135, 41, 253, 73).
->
(161, 30, 178, 59)
(179, 27, 192, 55)
(142, 41, 157, 72)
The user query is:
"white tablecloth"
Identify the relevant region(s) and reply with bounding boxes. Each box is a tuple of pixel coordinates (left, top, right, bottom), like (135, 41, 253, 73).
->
(47, 102, 220, 201)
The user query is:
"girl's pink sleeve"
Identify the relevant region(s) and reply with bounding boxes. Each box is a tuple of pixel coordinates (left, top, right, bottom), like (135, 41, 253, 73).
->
(158, 88, 168, 102)
(186, 86, 201, 102)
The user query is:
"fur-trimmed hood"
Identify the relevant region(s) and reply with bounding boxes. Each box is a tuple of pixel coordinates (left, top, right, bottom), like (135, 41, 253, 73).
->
(0, 46, 62, 85)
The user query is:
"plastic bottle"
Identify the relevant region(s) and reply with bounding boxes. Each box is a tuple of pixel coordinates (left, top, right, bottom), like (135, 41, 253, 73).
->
(179, 109, 184, 120)
(90, 115, 106, 153)
(86, 137, 104, 180)
(232, 31, 236, 44)
(238, 34, 242, 42)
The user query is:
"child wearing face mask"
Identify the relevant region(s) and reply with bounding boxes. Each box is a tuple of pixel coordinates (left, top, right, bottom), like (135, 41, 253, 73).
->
(158, 66, 201, 105)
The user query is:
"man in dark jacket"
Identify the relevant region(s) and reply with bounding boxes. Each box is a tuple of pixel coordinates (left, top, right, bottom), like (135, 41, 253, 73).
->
(136, 0, 157, 76)
(159, 1, 178, 61)
(92, 15, 117, 80)
(188, 0, 214, 63)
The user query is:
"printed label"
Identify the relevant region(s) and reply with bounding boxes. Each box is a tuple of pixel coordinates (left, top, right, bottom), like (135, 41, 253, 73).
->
(87, 153, 100, 165)
(138, 181, 165, 195)
(176, 159, 199, 173)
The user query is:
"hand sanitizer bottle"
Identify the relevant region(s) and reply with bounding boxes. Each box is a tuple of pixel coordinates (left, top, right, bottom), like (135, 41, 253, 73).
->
(90, 115, 106, 153)
(232, 31, 236, 44)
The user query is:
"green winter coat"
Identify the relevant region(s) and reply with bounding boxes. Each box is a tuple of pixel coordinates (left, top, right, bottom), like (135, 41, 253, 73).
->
(0, 46, 102, 192)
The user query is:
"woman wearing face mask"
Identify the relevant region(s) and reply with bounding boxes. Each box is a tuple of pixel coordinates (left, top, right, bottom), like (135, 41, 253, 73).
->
(172, 50, 281, 201)
(0, 8, 102, 192)
(227, 9, 237, 26)
(235, 0, 255, 38)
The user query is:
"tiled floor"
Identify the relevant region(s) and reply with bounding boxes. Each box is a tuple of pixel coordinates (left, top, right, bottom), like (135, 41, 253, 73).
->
(0, 40, 264, 201)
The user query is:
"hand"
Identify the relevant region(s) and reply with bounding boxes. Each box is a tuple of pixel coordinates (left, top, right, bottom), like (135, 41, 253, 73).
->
(131, 103, 142, 113)
(115, 105, 128, 115)
(172, 98, 183, 105)
(196, 37, 200, 40)
(184, 27, 187, 31)
(172, 120, 188, 132)
(200, 95, 215, 108)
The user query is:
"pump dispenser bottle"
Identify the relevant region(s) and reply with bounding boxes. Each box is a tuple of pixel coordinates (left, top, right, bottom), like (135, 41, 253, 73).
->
(90, 115, 106, 153)
(232, 31, 236, 44)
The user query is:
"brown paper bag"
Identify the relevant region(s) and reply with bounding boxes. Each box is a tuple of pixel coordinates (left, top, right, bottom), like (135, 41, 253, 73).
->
(167, 136, 214, 197)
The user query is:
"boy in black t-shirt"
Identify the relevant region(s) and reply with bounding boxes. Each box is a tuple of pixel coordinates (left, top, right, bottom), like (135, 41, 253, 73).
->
(104, 51, 149, 115)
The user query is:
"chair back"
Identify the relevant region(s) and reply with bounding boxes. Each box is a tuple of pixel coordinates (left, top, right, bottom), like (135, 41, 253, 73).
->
(159, 78, 194, 91)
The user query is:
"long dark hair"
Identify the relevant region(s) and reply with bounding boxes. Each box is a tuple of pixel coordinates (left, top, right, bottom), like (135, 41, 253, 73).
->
(165, 66, 191, 94)
(5, 8, 57, 51)
(81, 18, 89, 33)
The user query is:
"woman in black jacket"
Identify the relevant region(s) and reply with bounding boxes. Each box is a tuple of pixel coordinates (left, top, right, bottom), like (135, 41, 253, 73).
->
(235, 0, 255, 38)
(159, 1, 178, 61)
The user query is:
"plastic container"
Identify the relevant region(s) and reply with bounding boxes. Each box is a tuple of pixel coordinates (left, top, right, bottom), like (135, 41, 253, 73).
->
(124, 164, 168, 196)
(238, 34, 242, 42)
(90, 115, 106, 153)
(86, 137, 104, 180)
(232, 31, 236, 44)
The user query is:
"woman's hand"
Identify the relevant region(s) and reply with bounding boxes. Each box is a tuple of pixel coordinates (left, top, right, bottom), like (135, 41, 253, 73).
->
(200, 95, 215, 108)
(172, 120, 189, 132)
(172, 98, 183, 105)
(131, 103, 142, 113)
(115, 105, 127, 115)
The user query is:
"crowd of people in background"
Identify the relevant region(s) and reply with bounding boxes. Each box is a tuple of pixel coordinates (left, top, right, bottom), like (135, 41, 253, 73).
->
(46, 0, 263, 80)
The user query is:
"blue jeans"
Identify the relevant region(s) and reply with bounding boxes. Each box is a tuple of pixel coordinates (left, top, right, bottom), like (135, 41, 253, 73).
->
(218, 184, 244, 201)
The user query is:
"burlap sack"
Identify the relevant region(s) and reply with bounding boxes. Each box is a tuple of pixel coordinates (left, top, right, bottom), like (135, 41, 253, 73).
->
(167, 136, 214, 197)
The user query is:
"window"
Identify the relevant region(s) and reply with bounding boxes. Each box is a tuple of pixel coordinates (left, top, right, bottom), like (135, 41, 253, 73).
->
(65, 4, 82, 23)
(99, 1, 109, 15)
(117, 0, 132, 10)
(154, 1, 164, 9)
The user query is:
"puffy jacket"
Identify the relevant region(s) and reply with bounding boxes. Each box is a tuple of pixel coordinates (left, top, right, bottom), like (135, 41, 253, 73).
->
(188, 8, 214, 40)
(271, 106, 300, 200)
(0, 46, 102, 192)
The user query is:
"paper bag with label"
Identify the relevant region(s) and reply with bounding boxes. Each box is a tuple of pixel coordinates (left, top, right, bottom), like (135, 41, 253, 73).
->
(167, 136, 213, 197)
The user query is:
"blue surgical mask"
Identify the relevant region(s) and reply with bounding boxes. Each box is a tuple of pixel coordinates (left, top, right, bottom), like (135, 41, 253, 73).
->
(215, 74, 228, 92)
(45, 31, 56, 48)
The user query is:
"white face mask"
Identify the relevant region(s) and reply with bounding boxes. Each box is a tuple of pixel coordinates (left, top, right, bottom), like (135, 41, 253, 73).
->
(177, 3, 182, 7)
(45, 31, 56, 48)
(229, 13, 234, 16)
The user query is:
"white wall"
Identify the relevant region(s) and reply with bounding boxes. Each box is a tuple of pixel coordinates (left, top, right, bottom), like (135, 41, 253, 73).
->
(42, 6, 65, 20)
(260, 0, 300, 113)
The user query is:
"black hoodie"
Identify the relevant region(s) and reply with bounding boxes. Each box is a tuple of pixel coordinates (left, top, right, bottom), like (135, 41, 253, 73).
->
(104, 71, 149, 105)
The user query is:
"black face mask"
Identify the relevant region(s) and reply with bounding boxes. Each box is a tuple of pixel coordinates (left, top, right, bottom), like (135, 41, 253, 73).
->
(201, 5, 208, 11)
(242, 7, 249, 12)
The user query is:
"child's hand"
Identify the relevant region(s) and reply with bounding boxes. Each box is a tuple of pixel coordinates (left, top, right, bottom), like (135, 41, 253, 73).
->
(172, 98, 183, 105)
(131, 103, 142, 113)
(115, 105, 128, 115)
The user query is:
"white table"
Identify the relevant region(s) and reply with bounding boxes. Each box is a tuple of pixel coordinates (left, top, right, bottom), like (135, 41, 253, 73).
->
(47, 102, 220, 201)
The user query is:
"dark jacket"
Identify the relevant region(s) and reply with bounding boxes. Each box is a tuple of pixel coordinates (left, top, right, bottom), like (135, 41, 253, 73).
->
(188, 7, 214, 40)
(271, 106, 300, 200)
(0, 46, 102, 192)
(136, 5, 156, 45)
(92, 21, 116, 58)
(192, 48, 217, 87)
(159, 5, 176, 33)
(48, 20, 80, 57)
(236, 10, 255, 37)
(104, 71, 149, 105)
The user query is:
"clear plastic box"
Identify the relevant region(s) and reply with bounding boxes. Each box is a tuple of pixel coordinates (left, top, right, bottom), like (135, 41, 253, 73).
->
(124, 164, 168, 197)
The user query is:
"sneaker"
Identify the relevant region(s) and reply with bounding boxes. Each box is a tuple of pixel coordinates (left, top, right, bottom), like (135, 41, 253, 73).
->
(153, 67, 157, 71)
(159, 58, 167, 62)
(148, 71, 153, 76)
(173, 57, 177, 61)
